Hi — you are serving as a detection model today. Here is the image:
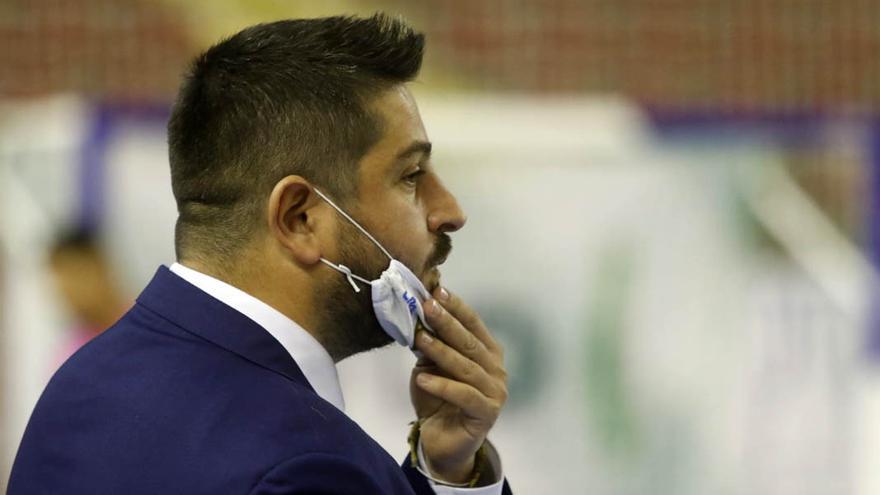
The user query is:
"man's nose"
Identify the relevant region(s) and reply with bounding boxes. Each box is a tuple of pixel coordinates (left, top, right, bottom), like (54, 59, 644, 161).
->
(427, 179, 467, 234)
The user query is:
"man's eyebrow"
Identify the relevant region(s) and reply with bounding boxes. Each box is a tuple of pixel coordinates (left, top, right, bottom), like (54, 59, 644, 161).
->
(395, 140, 432, 161)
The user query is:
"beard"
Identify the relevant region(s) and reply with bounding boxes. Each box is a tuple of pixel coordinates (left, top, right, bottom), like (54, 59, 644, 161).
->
(314, 217, 391, 361)
(314, 217, 452, 362)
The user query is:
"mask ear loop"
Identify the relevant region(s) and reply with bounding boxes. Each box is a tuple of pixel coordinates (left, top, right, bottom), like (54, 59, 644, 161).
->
(319, 258, 372, 293)
(312, 188, 394, 260)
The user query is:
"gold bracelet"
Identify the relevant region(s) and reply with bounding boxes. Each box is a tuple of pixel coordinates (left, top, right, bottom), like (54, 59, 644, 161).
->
(407, 420, 489, 488)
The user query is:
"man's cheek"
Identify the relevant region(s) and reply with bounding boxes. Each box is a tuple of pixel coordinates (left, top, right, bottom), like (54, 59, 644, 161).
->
(398, 245, 430, 277)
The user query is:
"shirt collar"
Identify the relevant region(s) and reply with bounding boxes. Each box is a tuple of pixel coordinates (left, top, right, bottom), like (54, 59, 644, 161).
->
(169, 262, 345, 412)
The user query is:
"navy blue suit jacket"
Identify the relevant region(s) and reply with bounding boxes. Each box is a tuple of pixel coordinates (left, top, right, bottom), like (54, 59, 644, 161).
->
(9, 267, 513, 494)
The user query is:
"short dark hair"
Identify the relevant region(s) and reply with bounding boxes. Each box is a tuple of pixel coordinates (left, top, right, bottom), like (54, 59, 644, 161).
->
(167, 14, 424, 264)
(49, 227, 100, 260)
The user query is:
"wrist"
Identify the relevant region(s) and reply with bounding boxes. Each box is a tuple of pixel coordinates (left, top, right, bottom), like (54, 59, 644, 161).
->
(408, 420, 494, 488)
(425, 454, 475, 485)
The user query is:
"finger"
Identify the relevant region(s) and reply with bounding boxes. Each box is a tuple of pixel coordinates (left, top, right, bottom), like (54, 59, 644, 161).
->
(422, 299, 496, 373)
(415, 372, 501, 422)
(415, 330, 502, 400)
(412, 355, 452, 381)
(433, 288, 503, 357)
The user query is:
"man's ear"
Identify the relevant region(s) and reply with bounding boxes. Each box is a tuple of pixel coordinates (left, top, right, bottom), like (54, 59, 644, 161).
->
(267, 176, 324, 265)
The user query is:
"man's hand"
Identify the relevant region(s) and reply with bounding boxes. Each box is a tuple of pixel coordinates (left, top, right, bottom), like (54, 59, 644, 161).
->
(410, 287, 508, 484)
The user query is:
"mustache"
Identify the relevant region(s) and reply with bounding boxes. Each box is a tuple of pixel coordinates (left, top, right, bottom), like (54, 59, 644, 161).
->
(426, 233, 452, 268)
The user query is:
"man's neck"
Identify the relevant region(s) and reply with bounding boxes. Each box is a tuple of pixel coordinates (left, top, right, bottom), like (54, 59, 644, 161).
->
(175, 257, 329, 355)
(174, 257, 391, 363)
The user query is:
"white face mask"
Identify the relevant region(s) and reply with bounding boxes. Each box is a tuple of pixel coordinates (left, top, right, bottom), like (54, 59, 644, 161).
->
(313, 188, 434, 349)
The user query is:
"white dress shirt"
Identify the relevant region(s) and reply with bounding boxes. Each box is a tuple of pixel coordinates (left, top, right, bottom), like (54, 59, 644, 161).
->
(169, 263, 504, 495)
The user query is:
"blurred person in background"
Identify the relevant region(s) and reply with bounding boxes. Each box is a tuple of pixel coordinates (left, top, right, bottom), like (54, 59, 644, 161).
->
(8, 14, 512, 495)
(47, 228, 127, 368)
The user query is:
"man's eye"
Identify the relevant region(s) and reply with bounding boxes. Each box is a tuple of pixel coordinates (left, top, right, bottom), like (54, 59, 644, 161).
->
(402, 170, 425, 184)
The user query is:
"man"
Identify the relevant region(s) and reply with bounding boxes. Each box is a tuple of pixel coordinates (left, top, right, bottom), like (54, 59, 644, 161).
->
(46, 228, 128, 368)
(9, 14, 512, 495)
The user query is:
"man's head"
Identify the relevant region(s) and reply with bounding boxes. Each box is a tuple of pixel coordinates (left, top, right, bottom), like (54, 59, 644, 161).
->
(48, 228, 124, 330)
(169, 14, 425, 264)
(168, 14, 466, 360)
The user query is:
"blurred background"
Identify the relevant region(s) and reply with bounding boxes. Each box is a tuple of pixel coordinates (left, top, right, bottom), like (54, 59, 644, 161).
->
(2, 1, 880, 493)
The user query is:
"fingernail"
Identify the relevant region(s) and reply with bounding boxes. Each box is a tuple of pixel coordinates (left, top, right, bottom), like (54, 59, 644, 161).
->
(437, 287, 450, 302)
(420, 331, 433, 344)
(417, 374, 432, 385)
(427, 299, 440, 317)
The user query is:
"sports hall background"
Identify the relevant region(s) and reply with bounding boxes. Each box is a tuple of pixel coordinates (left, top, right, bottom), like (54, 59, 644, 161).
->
(2, 1, 880, 493)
